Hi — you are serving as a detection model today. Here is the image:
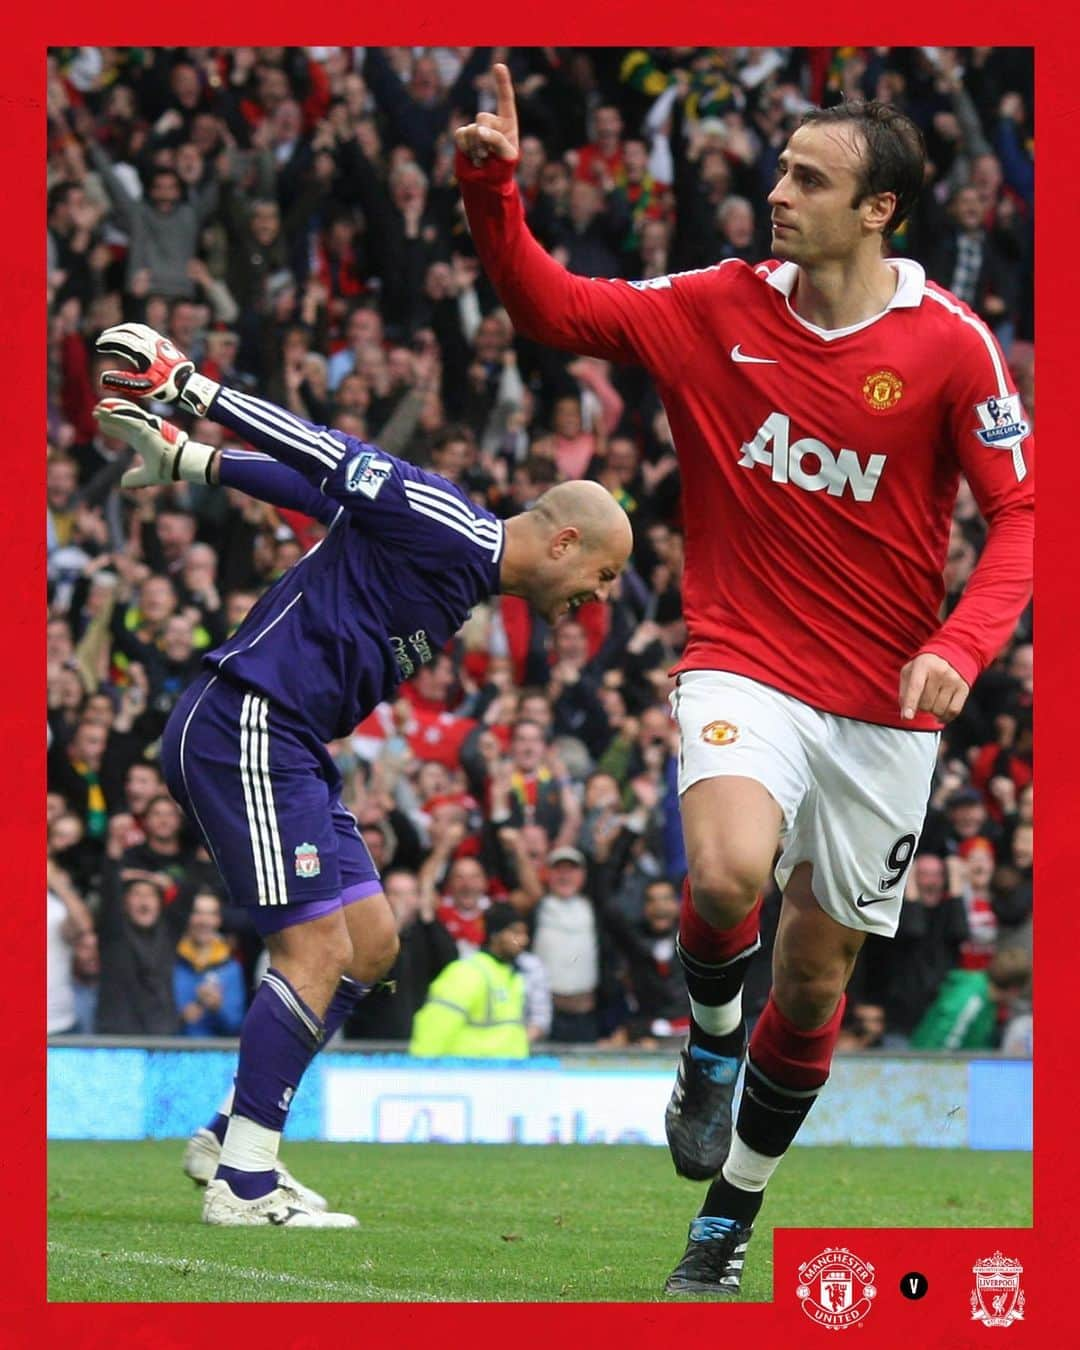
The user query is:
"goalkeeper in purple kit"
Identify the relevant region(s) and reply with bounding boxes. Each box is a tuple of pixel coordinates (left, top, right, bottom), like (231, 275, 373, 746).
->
(94, 323, 632, 1227)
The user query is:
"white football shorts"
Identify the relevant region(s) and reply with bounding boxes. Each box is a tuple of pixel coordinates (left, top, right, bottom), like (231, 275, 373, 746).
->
(670, 670, 939, 936)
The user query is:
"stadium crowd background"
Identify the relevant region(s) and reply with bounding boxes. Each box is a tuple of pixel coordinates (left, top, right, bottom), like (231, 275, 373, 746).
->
(46, 45, 1034, 1054)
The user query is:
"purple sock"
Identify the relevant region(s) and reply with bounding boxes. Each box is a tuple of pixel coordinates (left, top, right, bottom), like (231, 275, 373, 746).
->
(324, 974, 372, 1038)
(229, 968, 325, 1132)
(207, 1112, 229, 1144)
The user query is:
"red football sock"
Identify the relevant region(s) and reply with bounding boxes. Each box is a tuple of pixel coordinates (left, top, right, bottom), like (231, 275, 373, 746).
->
(678, 875, 763, 964)
(748, 992, 847, 1091)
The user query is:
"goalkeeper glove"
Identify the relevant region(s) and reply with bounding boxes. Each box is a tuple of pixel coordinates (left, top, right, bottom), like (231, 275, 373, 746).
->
(94, 399, 218, 487)
(95, 322, 220, 415)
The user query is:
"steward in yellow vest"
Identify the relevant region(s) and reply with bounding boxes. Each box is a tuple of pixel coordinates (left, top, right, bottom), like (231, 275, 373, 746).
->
(409, 903, 530, 1059)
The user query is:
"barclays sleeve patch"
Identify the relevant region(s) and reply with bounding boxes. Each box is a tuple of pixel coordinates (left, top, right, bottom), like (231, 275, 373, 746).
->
(973, 394, 1030, 482)
(344, 451, 393, 499)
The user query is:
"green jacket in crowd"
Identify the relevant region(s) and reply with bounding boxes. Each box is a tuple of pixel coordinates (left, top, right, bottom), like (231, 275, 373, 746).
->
(910, 969, 997, 1051)
(409, 951, 527, 1059)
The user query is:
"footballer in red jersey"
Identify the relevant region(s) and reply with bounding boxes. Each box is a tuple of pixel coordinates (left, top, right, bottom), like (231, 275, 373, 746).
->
(455, 67, 1033, 1296)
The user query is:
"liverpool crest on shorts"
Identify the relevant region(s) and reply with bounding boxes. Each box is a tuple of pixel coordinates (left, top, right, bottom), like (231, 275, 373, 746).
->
(294, 842, 321, 878)
(970, 1251, 1025, 1327)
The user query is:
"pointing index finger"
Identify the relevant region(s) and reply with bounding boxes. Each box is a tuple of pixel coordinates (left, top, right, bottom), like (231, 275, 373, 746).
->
(493, 63, 517, 125)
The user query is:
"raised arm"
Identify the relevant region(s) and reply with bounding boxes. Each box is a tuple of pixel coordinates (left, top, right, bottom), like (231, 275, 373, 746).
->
(454, 64, 697, 385)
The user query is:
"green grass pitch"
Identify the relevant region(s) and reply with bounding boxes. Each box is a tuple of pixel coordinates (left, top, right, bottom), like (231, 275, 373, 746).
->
(48, 1141, 1030, 1302)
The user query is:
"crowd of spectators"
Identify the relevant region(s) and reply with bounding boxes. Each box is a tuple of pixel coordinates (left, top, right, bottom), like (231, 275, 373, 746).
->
(46, 46, 1034, 1053)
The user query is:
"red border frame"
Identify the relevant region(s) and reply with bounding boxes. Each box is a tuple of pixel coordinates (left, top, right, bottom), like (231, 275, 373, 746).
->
(20, 12, 1079, 1346)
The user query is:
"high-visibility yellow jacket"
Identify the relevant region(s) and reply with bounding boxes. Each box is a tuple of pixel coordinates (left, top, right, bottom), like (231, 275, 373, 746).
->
(409, 951, 528, 1059)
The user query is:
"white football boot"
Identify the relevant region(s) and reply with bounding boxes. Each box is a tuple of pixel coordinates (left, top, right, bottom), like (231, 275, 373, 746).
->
(182, 1128, 329, 1211)
(202, 1177, 358, 1227)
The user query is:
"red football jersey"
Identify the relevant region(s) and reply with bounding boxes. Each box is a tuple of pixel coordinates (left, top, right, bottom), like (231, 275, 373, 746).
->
(458, 154, 1034, 730)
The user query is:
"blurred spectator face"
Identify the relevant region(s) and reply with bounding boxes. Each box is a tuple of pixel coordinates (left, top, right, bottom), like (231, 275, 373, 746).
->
(250, 200, 280, 246)
(361, 825, 388, 871)
(568, 180, 602, 228)
(431, 436, 469, 482)
(1007, 643, 1033, 695)
(949, 186, 983, 232)
(446, 858, 487, 906)
(643, 880, 679, 932)
(541, 162, 570, 201)
(140, 576, 178, 625)
(410, 55, 442, 104)
(387, 346, 414, 386)
(282, 327, 311, 366)
(257, 64, 290, 112)
(107, 811, 144, 856)
(125, 763, 164, 815)
(48, 459, 78, 512)
(336, 373, 371, 413)
(584, 772, 620, 812)
(552, 618, 588, 665)
(949, 798, 986, 838)
(176, 143, 204, 182)
(47, 792, 69, 827)
(161, 614, 196, 662)
(1017, 783, 1033, 825)
(489, 918, 529, 962)
(519, 824, 550, 868)
(594, 105, 623, 145)
(913, 853, 946, 903)
(48, 618, 75, 666)
(149, 170, 182, 214)
(390, 163, 428, 212)
(343, 73, 369, 117)
(224, 589, 257, 630)
(170, 61, 201, 110)
(511, 720, 548, 773)
(182, 542, 218, 592)
(623, 139, 648, 182)
(143, 794, 183, 845)
(719, 197, 756, 248)
(553, 397, 583, 438)
(271, 99, 303, 144)
(157, 509, 197, 561)
(638, 706, 672, 747)
(966, 845, 995, 888)
(49, 812, 85, 856)
(414, 652, 455, 703)
(185, 892, 223, 946)
(944, 526, 976, 592)
(335, 412, 367, 440)
(354, 116, 381, 160)
(416, 761, 451, 802)
(518, 694, 553, 732)
(605, 438, 639, 482)
(547, 856, 586, 898)
(304, 353, 329, 397)
(105, 84, 137, 121)
(274, 536, 302, 573)
(384, 871, 421, 929)
(640, 219, 670, 266)
(474, 316, 507, 362)
(346, 307, 383, 350)
(144, 295, 169, 332)
(53, 667, 85, 713)
(82, 692, 116, 729)
(69, 721, 107, 769)
(519, 135, 546, 180)
(971, 153, 1003, 210)
(124, 879, 163, 928)
(1011, 823, 1033, 870)
(326, 218, 356, 257)
(700, 150, 731, 194)
(191, 113, 221, 155)
(74, 929, 100, 978)
(169, 301, 200, 349)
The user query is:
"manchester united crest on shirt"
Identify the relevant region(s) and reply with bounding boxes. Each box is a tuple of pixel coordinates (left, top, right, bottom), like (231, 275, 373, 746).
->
(701, 720, 740, 746)
(862, 369, 904, 412)
(294, 842, 321, 878)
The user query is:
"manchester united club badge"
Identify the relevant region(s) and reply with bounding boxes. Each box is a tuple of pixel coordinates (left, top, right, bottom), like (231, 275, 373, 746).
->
(796, 1247, 877, 1330)
(701, 720, 740, 746)
(970, 1252, 1025, 1327)
(862, 369, 904, 412)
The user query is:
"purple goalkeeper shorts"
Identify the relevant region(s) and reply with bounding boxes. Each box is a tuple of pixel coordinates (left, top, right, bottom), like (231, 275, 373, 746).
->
(161, 671, 382, 934)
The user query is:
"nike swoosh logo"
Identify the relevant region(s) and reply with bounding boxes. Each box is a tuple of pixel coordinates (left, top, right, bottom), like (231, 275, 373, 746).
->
(855, 893, 895, 908)
(731, 344, 778, 365)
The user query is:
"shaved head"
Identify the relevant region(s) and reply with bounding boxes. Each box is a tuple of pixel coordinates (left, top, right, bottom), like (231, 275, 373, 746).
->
(500, 480, 633, 623)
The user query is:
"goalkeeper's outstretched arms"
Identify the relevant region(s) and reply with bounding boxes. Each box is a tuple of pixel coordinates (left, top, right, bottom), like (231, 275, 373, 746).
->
(94, 399, 338, 523)
(96, 322, 359, 486)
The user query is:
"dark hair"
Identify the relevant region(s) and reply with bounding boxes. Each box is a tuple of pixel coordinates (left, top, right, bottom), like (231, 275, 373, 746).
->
(799, 99, 925, 237)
